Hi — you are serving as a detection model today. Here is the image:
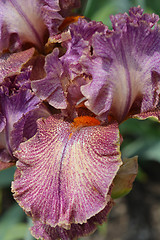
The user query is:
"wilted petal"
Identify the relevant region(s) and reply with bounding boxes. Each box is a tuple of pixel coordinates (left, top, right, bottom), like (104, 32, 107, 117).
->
(12, 115, 122, 228)
(59, 0, 81, 17)
(81, 7, 160, 122)
(31, 200, 113, 240)
(111, 156, 138, 199)
(32, 48, 67, 109)
(0, 48, 35, 83)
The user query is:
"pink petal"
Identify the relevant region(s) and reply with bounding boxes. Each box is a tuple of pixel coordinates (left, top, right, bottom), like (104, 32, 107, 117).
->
(12, 115, 122, 228)
(0, 48, 35, 83)
(31, 200, 113, 240)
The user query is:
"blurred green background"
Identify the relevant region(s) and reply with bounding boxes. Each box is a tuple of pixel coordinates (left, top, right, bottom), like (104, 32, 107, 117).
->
(1, 0, 160, 239)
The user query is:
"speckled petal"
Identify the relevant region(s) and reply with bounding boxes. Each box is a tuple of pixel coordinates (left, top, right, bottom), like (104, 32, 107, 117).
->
(81, 7, 160, 122)
(12, 115, 122, 228)
(31, 200, 113, 240)
(131, 109, 160, 122)
(0, 48, 35, 83)
(31, 48, 67, 109)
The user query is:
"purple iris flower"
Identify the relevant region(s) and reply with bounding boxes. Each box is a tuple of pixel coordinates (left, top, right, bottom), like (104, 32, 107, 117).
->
(2, 4, 159, 240)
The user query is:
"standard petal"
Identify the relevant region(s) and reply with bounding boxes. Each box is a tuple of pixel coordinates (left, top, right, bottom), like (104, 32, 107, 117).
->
(60, 18, 108, 80)
(12, 115, 122, 228)
(31, 200, 113, 240)
(81, 7, 160, 122)
(31, 48, 67, 109)
(0, 0, 47, 51)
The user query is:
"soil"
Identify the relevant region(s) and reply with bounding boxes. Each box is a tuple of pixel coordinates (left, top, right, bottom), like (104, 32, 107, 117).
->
(81, 180, 160, 240)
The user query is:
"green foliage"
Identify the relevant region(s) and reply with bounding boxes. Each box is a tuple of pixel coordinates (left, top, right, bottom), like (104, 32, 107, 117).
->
(120, 118, 160, 162)
(0, 167, 16, 188)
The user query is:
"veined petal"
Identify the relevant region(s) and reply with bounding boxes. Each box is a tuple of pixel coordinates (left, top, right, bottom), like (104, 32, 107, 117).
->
(0, 0, 47, 51)
(12, 115, 122, 228)
(0, 48, 35, 83)
(81, 7, 160, 122)
(31, 48, 67, 109)
(31, 200, 113, 240)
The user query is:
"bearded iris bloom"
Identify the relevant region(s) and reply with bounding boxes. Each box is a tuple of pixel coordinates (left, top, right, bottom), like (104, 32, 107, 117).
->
(1, 4, 159, 240)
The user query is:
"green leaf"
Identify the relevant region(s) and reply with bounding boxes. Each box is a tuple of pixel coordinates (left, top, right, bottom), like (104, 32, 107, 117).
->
(0, 166, 16, 188)
(0, 203, 25, 239)
(3, 223, 28, 240)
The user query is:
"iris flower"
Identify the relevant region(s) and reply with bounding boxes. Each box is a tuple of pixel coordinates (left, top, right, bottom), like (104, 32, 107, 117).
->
(1, 4, 159, 240)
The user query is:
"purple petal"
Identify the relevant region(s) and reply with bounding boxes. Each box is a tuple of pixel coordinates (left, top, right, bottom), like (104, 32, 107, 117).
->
(0, 48, 35, 84)
(41, 1, 64, 36)
(31, 200, 113, 240)
(81, 7, 160, 122)
(0, 112, 6, 132)
(0, 86, 41, 161)
(131, 109, 160, 122)
(60, 18, 108, 80)
(31, 48, 67, 109)
(12, 115, 122, 228)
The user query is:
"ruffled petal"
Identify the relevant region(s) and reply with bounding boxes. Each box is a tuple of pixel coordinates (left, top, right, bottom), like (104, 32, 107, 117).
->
(12, 115, 122, 228)
(31, 200, 113, 240)
(31, 48, 67, 109)
(0, 48, 35, 83)
(81, 7, 160, 122)
(60, 18, 108, 80)
(131, 109, 160, 122)
(41, 0, 64, 36)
